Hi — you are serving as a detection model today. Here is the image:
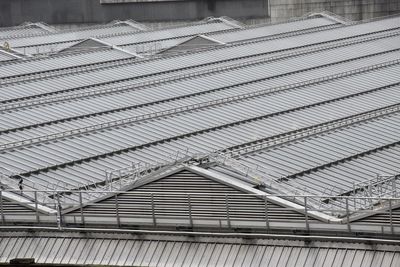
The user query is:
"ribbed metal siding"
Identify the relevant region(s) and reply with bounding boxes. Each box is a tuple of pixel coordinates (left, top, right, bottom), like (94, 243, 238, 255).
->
(0, 234, 398, 266)
(68, 170, 310, 222)
(0, 198, 36, 215)
(354, 207, 400, 225)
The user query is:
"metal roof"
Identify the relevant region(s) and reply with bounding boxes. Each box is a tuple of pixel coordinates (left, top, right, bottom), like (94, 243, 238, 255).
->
(5, 19, 239, 56)
(0, 16, 337, 80)
(0, 166, 398, 236)
(0, 47, 136, 79)
(1, 21, 399, 104)
(3, 32, 399, 129)
(119, 16, 340, 55)
(1, 27, 400, 193)
(0, 49, 21, 63)
(100, 19, 240, 46)
(205, 17, 339, 44)
(0, 231, 399, 267)
(0, 22, 55, 39)
(0, 14, 400, 251)
(0, 20, 242, 79)
(2, 22, 143, 55)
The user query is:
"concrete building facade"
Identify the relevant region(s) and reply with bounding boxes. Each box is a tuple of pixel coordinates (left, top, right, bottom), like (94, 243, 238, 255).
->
(0, 0, 399, 28)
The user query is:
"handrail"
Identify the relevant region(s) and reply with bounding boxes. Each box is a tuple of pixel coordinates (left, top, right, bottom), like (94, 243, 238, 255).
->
(227, 103, 400, 158)
(1, 190, 400, 234)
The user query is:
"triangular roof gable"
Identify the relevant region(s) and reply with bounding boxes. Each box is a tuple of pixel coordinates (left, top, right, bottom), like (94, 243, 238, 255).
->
(59, 37, 142, 57)
(59, 38, 111, 53)
(159, 35, 225, 54)
(65, 166, 323, 223)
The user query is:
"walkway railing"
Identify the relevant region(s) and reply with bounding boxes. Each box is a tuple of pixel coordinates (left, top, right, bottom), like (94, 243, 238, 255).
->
(1, 190, 399, 235)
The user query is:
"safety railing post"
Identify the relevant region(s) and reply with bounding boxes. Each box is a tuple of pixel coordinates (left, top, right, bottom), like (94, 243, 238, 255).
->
(115, 193, 120, 227)
(79, 191, 85, 225)
(346, 198, 351, 232)
(34, 191, 39, 224)
(56, 193, 62, 229)
(304, 196, 309, 232)
(188, 194, 193, 228)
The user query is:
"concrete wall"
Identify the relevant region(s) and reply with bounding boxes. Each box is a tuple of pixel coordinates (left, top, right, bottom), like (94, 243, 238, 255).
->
(0, 0, 268, 27)
(0, 0, 399, 27)
(270, 0, 400, 21)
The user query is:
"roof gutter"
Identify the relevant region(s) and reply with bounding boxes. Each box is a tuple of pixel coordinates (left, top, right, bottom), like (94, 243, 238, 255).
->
(1, 226, 399, 245)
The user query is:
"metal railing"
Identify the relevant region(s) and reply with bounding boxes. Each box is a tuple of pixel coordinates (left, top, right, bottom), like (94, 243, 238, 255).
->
(334, 174, 400, 200)
(225, 104, 400, 159)
(1, 190, 399, 235)
(102, 148, 191, 192)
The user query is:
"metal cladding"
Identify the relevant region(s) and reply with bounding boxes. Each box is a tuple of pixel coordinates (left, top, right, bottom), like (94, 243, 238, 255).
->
(1, 13, 400, 266)
(1, 232, 399, 267)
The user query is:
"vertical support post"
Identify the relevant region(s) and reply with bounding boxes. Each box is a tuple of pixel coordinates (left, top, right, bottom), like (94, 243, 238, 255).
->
(56, 193, 62, 230)
(346, 198, 351, 232)
(0, 191, 4, 225)
(304, 196, 309, 232)
(188, 194, 193, 228)
(79, 191, 85, 226)
(352, 182, 356, 209)
(151, 193, 156, 227)
(115, 193, 120, 227)
(34, 191, 39, 224)
(264, 196, 269, 230)
(225, 194, 231, 228)
(389, 199, 393, 234)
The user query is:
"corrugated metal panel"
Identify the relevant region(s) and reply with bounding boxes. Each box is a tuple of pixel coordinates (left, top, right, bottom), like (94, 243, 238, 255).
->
(354, 206, 400, 225)
(0, 198, 36, 215)
(0, 50, 18, 62)
(235, 112, 400, 195)
(0, 233, 399, 266)
(5, 23, 140, 49)
(0, 17, 398, 102)
(0, 17, 337, 79)
(278, 145, 400, 196)
(6, 20, 236, 55)
(100, 20, 238, 46)
(1, 52, 400, 190)
(119, 17, 340, 54)
(208, 17, 338, 44)
(0, 48, 135, 78)
(1, 33, 399, 132)
(0, 16, 400, 234)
